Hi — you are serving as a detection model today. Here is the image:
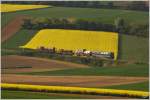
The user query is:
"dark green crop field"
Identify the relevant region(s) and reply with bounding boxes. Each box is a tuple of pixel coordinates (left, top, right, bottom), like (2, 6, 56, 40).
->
(20, 63, 149, 77)
(1, 90, 89, 99)
(102, 81, 149, 92)
(2, 29, 37, 49)
(119, 34, 149, 63)
(2, 6, 148, 28)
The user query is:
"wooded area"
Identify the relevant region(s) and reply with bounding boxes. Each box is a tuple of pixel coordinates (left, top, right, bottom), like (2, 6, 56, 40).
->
(22, 18, 148, 37)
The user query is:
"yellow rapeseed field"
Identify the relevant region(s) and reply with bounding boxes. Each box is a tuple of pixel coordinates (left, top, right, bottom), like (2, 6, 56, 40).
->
(1, 4, 49, 12)
(21, 29, 118, 60)
(1, 83, 149, 98)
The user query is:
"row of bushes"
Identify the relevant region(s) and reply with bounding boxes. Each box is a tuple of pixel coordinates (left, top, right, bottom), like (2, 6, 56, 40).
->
(1, 83, 149, 98)
(22, 18, 149, 37)
(20, 49, 105, 67)
(22, 18, 116, 32)
(3, 48, 128, 67)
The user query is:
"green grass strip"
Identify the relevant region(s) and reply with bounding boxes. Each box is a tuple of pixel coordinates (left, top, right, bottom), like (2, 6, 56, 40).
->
(101, 81, 149, 92)
(20, 64, 149, 77)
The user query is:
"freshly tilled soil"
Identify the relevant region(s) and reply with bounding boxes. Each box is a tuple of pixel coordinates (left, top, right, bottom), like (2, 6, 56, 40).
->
(2, 74, 148, 88)
(2, 55, 89, 73)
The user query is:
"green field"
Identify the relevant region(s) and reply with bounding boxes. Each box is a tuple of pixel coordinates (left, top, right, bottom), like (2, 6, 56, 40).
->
(1, 90, 88, 99)
(20, 63, 149, 77)
(2, 6, 148, 28)
(2, 29, 37, 49)
(119, 34, 149, 63)
(102, 81, 149, 92)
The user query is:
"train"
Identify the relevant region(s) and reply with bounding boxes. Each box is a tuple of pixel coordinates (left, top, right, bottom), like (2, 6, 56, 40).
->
(37, 46, 114, 59)
(75, 49, 114, 59)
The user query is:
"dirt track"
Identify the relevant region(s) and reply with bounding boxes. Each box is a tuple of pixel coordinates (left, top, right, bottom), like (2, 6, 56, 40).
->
(2, 55, 89, 73)
(1, 15, 29, 42)
(2, 74, 148, 88)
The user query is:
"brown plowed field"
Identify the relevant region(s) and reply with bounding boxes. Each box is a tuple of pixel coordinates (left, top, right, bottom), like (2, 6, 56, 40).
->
(2, 55, 148, 99)
(1, 15, 29, 42)
(2, 74, 148, 88)
(2, 55, 89, 73)
(2, 55, 148, 88)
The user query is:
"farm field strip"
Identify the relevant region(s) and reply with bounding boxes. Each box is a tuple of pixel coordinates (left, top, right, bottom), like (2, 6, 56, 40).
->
(25, 63, 149, 77)
(2, 74, 148, 88)
(2, 55, 89, 74)
(101, 81, 149, 92)
(2, 29, 38, 49)
(2, 68, 71, 74)
(21, 29, 118, 60)
(1, 16, 29, 42)
(1, 83, 149, 98)
(1, 4, 50, 12)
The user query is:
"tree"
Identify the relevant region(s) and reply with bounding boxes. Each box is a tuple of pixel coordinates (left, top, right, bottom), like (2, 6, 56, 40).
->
(76, 19, 88, 29)
(128, 1, 148, 11)
(107, 2, 114, 8)
(114, 18, 125, 34)
(93, 1, 101, 8)
(131, 23, 149, 37)
(22, 19, 33, 29)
